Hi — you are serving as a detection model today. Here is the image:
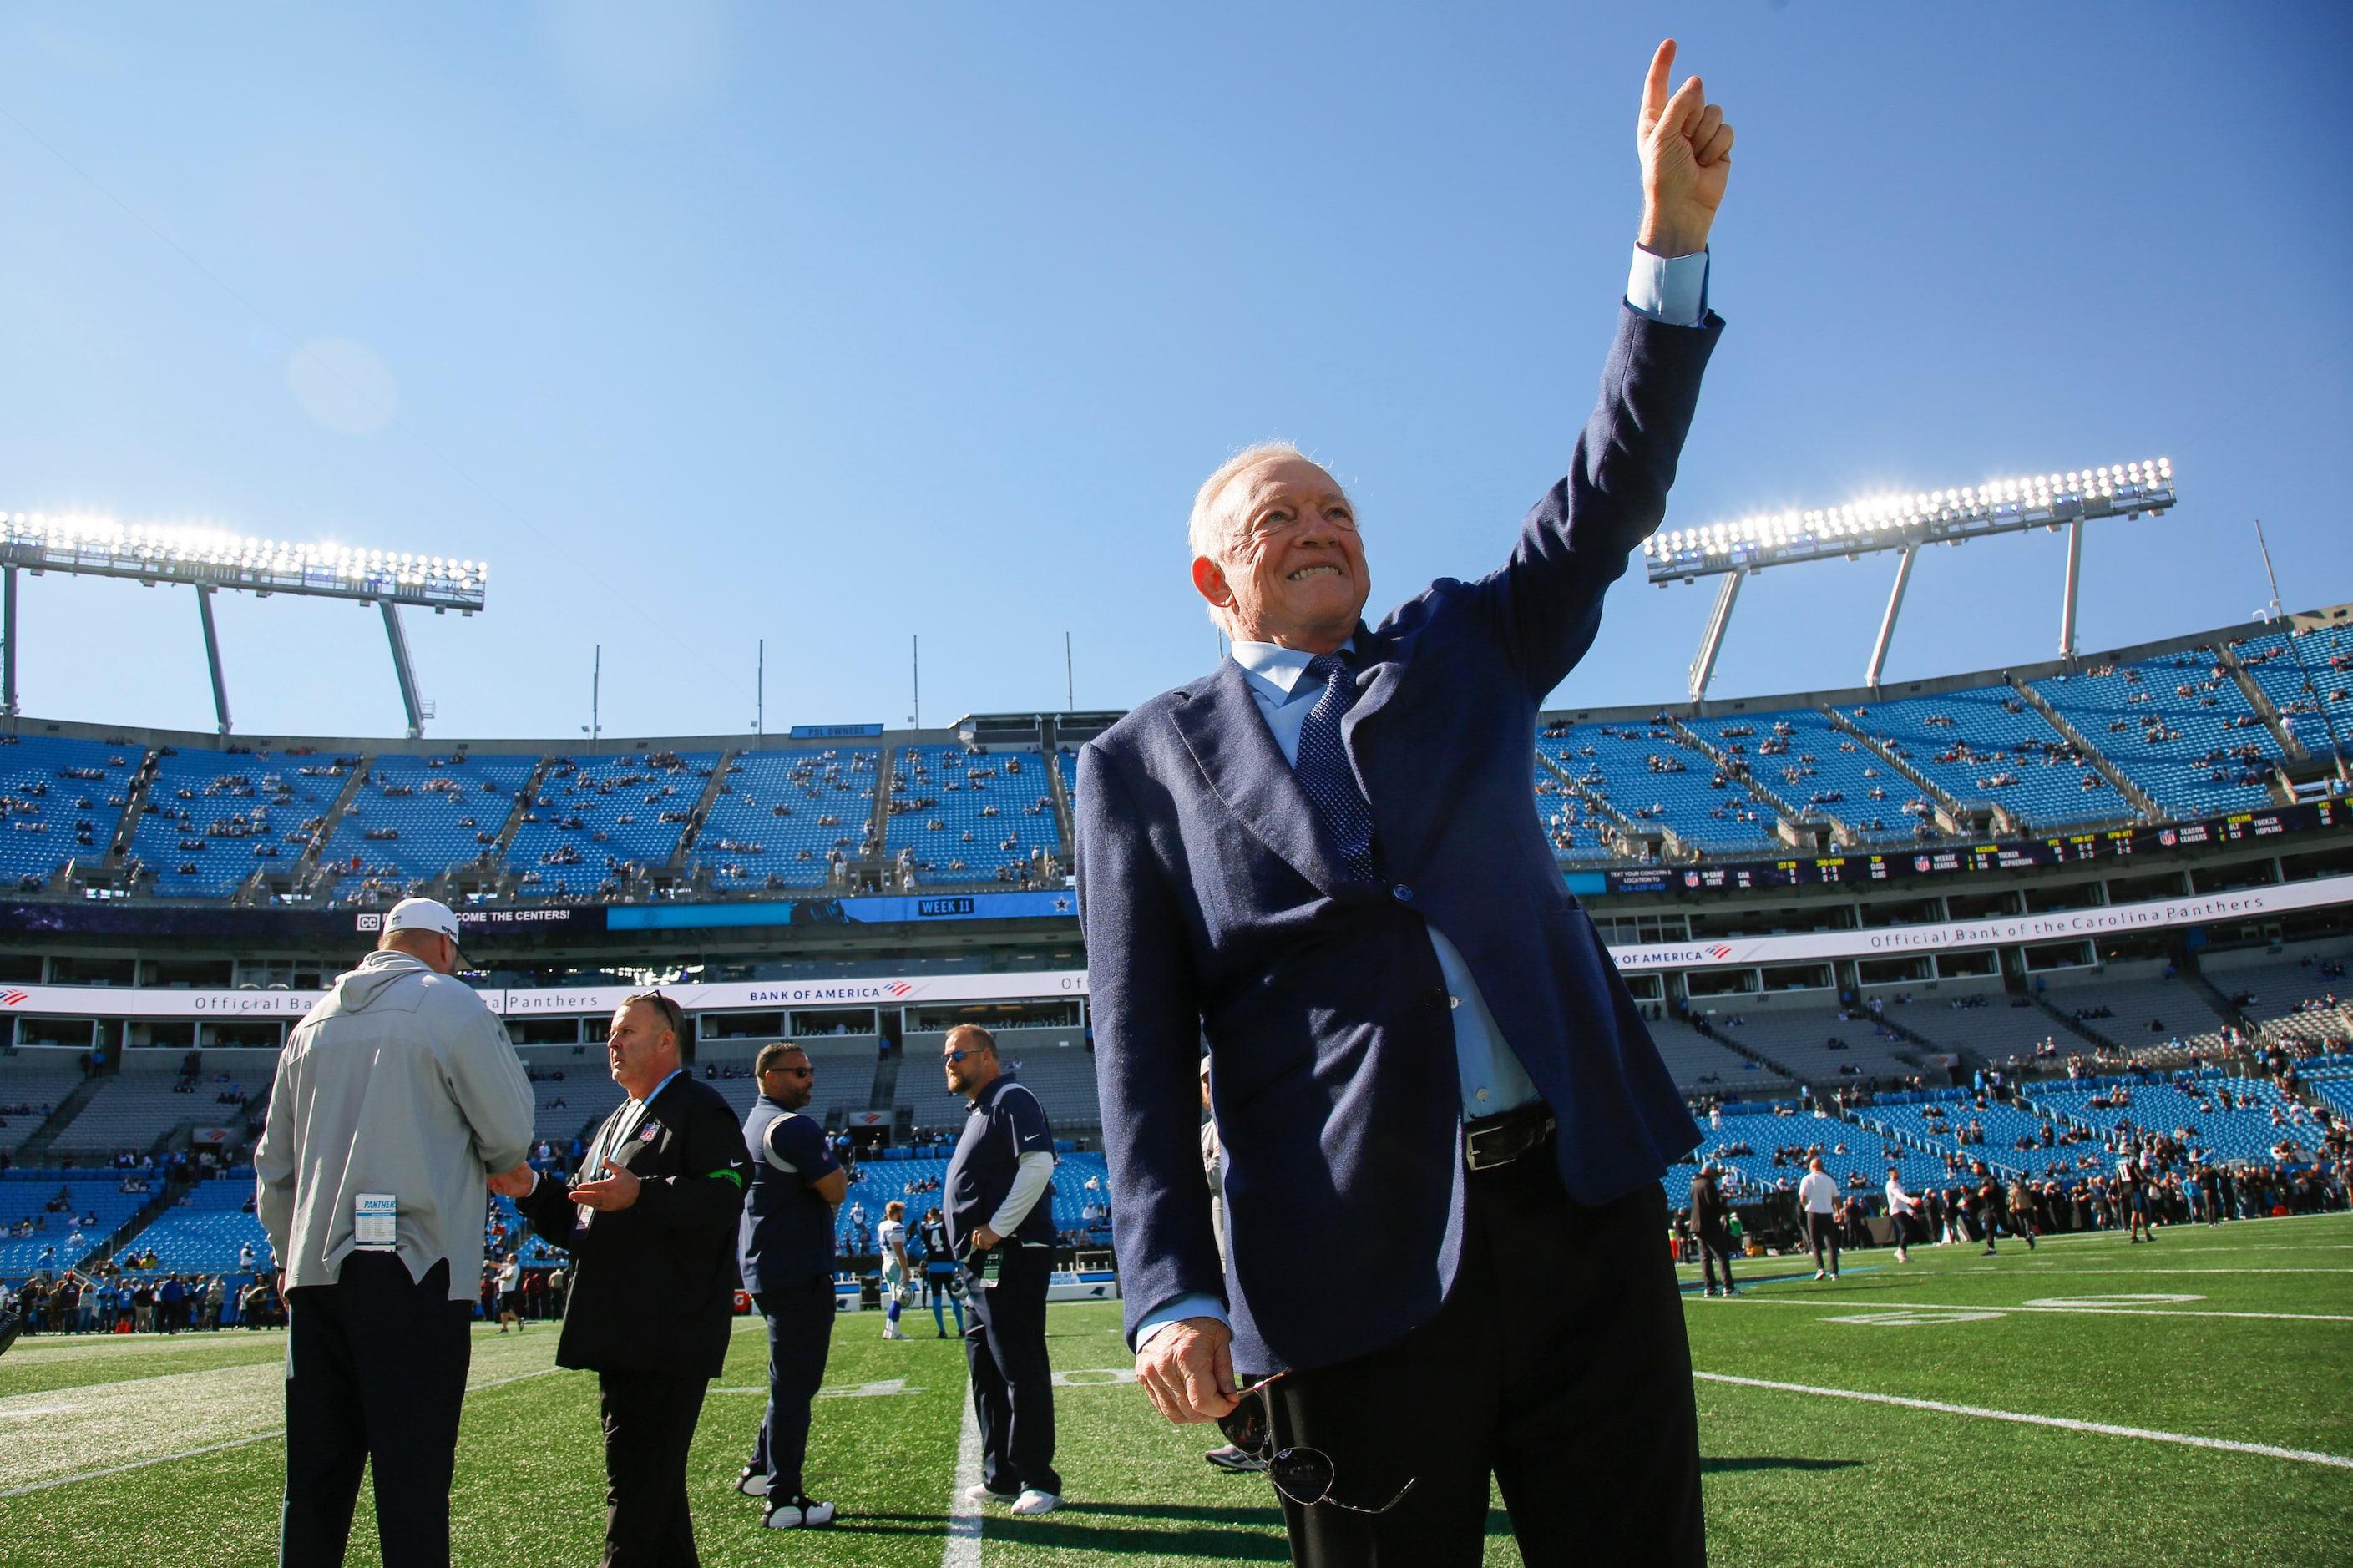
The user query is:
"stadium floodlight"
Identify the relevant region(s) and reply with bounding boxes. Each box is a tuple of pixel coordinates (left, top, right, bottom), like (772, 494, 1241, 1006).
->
(1654, 460, 2177, 701)
(0, 511, 490, 740)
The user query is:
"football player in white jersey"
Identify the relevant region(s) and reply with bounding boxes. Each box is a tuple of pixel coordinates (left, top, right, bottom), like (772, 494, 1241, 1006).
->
(878, 1201, 912, 1340)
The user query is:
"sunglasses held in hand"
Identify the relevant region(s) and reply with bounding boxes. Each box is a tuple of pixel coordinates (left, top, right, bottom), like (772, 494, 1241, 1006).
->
(1216, 1376, 1415, 1515)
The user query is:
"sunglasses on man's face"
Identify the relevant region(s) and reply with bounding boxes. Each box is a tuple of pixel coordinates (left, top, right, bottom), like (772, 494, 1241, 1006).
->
(764, 1065, 814, 1077)
(942, 1049, 984, 1064)
(1216, 1376, 1415, 1515)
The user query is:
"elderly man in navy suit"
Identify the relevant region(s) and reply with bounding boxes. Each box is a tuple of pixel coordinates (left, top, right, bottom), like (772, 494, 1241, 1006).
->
(1076, 41, 1733, 1568)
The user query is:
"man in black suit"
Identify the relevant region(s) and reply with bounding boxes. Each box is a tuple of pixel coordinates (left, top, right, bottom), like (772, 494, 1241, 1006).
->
(494, 992, 749, 1567)
(1077, 39, 1733, 1567)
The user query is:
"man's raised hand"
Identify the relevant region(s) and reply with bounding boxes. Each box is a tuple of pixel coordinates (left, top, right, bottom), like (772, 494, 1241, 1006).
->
(1637, 38, 1733, 259)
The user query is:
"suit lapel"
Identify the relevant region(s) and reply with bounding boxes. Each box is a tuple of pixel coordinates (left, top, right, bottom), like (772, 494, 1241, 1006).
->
(1169, 660, 1354, 898)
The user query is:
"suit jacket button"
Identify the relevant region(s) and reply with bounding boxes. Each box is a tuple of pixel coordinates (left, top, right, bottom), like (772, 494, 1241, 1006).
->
(1392, 883, 1413, 901)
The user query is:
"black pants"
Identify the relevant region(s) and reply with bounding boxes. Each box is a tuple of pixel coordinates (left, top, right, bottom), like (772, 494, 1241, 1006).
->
(964, 1242, 1060, 1496)
(1696, 1221, 1737, 1292)
(281, 1253, 471, 1568)
(598, 1369, 710, 1568)
(748, 1282, 836, 1499)
(1807, 1211, 1840, 1275)
(1265, 1157, 1703, 1568)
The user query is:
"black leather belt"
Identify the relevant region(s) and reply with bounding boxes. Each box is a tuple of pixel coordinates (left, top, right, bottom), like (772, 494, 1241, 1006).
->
(1464, 1101, 1556, 1171)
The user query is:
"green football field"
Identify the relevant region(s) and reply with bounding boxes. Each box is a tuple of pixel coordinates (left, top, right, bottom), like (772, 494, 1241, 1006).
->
(3, 1211, 2348, 1566)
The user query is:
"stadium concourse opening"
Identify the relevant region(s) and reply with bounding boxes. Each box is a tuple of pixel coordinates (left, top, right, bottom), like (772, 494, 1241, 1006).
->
(0, 604, 2347, 1566)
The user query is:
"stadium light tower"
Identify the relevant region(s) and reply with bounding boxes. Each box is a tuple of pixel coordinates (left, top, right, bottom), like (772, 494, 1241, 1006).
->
(1648, 459, 2176, 701)
(0, 512, 488, 739)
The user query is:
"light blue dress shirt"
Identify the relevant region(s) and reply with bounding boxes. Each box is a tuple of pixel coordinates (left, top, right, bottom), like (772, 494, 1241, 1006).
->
(1136, 247, 1709, 1348)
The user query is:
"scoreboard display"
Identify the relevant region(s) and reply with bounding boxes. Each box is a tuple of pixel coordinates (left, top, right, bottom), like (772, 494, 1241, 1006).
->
(1602, 797, 2346, 897)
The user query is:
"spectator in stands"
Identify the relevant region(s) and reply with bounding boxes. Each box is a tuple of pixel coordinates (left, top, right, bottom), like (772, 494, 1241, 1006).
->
(256, 896, 538, 1568)
(1082, 42, 1733, 1565)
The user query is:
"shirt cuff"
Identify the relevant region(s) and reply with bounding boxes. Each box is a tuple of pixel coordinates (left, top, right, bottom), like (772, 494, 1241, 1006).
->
(1136, 1292, 1229, 1348)
(1627, 246, 1709, 328)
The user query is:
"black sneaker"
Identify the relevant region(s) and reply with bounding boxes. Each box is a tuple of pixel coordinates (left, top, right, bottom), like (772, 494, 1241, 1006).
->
(736, 1467, 771, 1498)
(763, 1495, 837, 1529)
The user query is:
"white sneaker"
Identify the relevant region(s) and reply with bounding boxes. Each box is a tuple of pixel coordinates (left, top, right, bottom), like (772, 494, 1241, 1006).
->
(964, 1484, 1018, 1505)
(1813, 1270, 1826, 1281)
(1011, 1490, 1062, 1516)
(735, 1467, 772, 1498)
(882, 1325, 910, 1340)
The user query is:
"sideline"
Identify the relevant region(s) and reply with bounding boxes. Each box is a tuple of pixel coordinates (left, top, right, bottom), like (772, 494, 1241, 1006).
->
(1694, 1295, 2351, 1323)
(943, 1382, 984, 1568)
(0, 1366, 563, 1499)
(1693, 1370, 2353, 1469)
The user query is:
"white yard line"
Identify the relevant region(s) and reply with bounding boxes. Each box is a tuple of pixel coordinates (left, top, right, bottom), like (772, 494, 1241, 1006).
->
(0, 1362, 563, 1497)
(1693, 1371, 2353, 1469)
(1698, 1295, 2351, 1323)
(943, 1380, 984, 1568)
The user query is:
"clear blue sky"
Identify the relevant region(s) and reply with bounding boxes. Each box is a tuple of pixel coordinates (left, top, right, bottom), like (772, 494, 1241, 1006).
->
(3, 3, 2346, 742)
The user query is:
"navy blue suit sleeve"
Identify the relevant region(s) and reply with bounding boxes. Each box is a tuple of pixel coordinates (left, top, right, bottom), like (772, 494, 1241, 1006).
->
(1074, 742, 1220, 1349)
(1484, 305, 1723, 697)
(765, 1115, 839, 1186)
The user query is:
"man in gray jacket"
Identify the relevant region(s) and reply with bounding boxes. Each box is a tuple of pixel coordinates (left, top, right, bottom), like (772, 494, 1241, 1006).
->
(256, 897, 535, 1568)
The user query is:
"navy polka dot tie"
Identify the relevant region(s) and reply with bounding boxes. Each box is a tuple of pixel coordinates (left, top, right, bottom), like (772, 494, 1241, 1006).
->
(1295, 653, 1378, 881)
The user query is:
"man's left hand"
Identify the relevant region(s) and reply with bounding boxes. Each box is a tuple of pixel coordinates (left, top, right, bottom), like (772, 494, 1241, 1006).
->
(1637, 38, 1734, 258)
(969, 1223, 1003, 1251)
(570, 1168, 642, 1212)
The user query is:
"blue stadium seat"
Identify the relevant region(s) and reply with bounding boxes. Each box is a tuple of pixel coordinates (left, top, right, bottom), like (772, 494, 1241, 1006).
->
(0, 735, 138, 891)
(1536, 722, 1785, 857)
(129, 749, 344, 898)
(689, 746, 882, 890)
(504, 751, 721, 898)
(1845, 685, 2122, 831)
(886, 746, 1060, 883)
(2223, 627, 2353, 756)
(1690, 708, 1938, 844)
(316, 752, 539, 894)
(2030, 650, 2279, 819)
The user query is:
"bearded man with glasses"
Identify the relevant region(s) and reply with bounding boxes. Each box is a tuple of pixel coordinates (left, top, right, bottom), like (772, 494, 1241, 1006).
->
(1078, 40, 1733, 1567)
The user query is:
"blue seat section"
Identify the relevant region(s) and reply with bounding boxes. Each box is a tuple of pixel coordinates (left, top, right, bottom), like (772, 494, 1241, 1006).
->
(1670, 1108, 1949, 1201)
(1056, 749, 1078, 809)
(0, 1176, 153, 1276)
(316, 753, 539, 889)
(1532, 757, 1617, 862)
(1536, 722, 1784, 856)
(118, 1177, 271, 1273)
(1853, 1100, 2103, 1180)
(130, 750, 342, 898)
(833, 1149, 1111, 1253)
(503, 751, 721, 898)
(0, 736, 138, 890)
(689, 747, 881, 891)
(1693, 709, 1935, 844)
(2029, 1078, 2305, 1164)
(2224, 627, 2353, 747)
(885, 746, 1060, 883)
(2030, 651, 2279, 819)
(1843, 685, 2119, 830)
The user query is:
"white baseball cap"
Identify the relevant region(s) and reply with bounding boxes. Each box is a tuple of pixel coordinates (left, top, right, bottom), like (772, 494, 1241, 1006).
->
(383, 897, 464, 948)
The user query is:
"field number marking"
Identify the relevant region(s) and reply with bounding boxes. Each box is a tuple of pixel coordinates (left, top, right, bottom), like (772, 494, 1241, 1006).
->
(1050, 1368, 1140, 1387)
(2022, 1294, 2204, 1308)
(1695, 1371, 2353, 1470)
(1822, 1310, 2006, 1327)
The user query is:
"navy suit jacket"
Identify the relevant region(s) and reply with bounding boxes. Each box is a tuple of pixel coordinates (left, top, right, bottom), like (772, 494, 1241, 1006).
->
(1076, 306, 1719, 1375)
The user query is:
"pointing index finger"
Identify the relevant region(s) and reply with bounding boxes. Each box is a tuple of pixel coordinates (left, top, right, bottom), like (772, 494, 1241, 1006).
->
(1642, 38, 1676, 129)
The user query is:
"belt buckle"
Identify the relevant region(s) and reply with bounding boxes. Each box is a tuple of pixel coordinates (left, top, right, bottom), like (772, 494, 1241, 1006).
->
(1465, 1111, 1552, 1172)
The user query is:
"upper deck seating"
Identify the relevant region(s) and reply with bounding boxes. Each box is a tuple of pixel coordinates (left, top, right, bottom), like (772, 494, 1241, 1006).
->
(2031, 651, 2280, 819)
(1845, 685, 2121, 831)
(887, 746, 1061, 883)
(131, 749, 340, 898)
(504, 751, 721, 898)
(1694, 708, 1939, 843)
(1537, 722, 1785, 857)
(689, 747, 880, 891)
(0, 735, 139, 890)
(317, 752, 538, 887)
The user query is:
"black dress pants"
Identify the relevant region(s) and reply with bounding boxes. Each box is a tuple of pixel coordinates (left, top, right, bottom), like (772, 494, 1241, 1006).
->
(1696, 1220, 1737, 1291)
(1806, 1211, 1840, 1274)
(964, 1242, 1061, 1496)
(748, 1282, 836, 1498)
(598, 1370, 711, 1568)
(281, 1253, 472, 1568)
(1264, 1154, 1703, 1568)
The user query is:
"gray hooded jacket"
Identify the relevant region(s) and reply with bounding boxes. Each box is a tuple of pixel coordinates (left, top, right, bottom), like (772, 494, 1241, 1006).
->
(256, 950, 535, 1301)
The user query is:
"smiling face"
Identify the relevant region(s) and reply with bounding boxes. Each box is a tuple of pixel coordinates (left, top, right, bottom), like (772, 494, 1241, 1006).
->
(1190, 456, 1369, 653)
